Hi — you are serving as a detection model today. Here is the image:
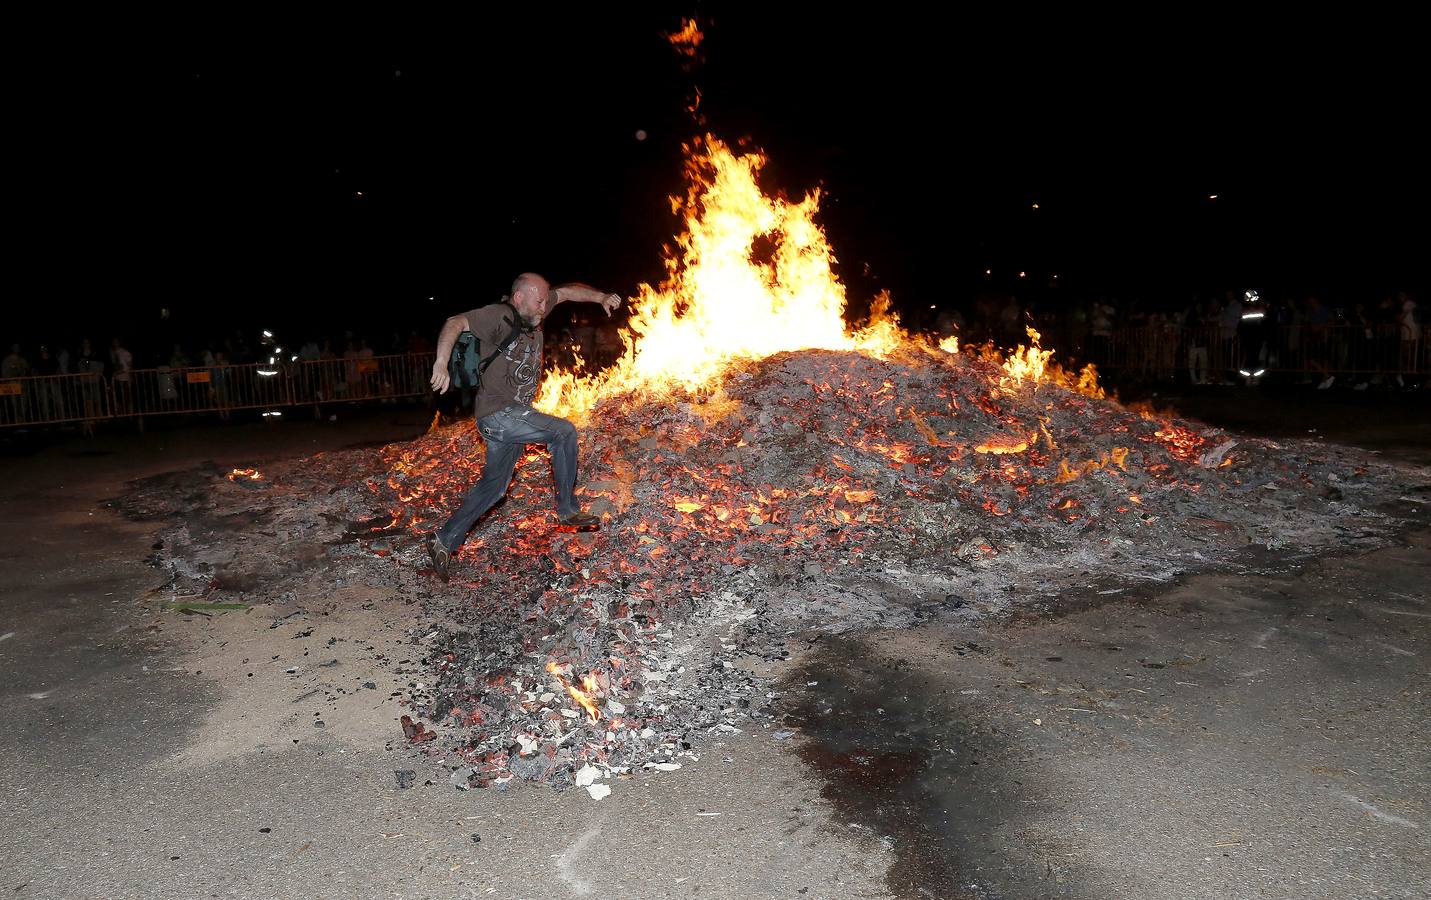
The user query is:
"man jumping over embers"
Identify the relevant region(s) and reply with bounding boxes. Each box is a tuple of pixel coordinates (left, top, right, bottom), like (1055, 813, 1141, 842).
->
(426, 272, 622, 582)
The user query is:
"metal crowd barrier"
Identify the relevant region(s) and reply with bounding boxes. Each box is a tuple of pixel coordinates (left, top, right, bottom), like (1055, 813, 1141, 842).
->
(1, 353, 434, 429)
(3, 329, 1425, 431)
(0, 371, 109, 427)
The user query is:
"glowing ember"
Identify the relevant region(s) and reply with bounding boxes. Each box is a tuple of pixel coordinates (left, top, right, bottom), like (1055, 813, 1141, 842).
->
(975, 434, 1032, 455)
(226, 468, 262, 481)
(546, 661, 602, 722)
(1148, 426, 1210, 463)
(1052, 449, 1131, 484)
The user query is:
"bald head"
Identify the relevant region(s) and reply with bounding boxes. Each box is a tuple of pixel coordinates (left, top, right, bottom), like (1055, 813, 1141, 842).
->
(512, 272, 549, 297)
(510, 272, 553, 324)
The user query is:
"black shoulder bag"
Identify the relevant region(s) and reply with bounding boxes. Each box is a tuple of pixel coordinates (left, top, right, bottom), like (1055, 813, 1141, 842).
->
(448, 301, 523, 390)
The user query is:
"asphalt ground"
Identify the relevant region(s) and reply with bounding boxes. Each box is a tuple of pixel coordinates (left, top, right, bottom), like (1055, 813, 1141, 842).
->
(2, 393, 1427, 899)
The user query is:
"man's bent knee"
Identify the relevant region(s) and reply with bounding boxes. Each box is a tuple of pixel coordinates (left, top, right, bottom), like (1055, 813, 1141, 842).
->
(547, 417, 577, 440)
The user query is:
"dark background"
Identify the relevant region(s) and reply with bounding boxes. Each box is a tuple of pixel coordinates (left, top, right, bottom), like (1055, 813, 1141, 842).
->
(13, 9, 1425, 358)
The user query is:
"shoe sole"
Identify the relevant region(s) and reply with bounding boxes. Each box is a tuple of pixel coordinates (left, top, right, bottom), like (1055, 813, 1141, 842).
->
(427, 543, 451, 582)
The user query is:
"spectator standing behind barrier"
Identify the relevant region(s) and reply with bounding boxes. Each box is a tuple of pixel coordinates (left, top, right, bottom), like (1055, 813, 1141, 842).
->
(1267, 295, 1294, 370)
(341, 340, 359, 398)
(210, 350, 232, 420)
(2, 344, 30, 423)
(1329, 299, 1351, 374)
(110, 337, 133, 413)
(75, 338, 104, 423)
(317, 339, 337, 401)
(998, 295, 1023, 347)
(1, 344, 28, 378)
(1065, 302, 1088, 360)
(1157, 309, 1180, 381)
(595, 319, 623, 369)
(1185, 299, 1210, 385)
(1349, 302, 1375, 389)
(1302, 296, 1334, 387)
(1373, 294, 1399, 386)
(357, 339, 378, 397)
(1217, 291, 1243, 383)
(75, 339, 100, 374)
(1089, 299, 1114, 366)
(405, 331, 432, 397)
(1398, 292, 1421, 388)
(35, 345, 64, 420)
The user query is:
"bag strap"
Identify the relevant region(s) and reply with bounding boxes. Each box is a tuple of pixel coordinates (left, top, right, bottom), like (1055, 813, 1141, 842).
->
(478, 300, 525, 374)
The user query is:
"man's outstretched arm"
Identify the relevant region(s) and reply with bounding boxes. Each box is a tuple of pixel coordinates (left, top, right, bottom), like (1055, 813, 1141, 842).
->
(430, 313, 471, 394)
(553, 283, 623, 316)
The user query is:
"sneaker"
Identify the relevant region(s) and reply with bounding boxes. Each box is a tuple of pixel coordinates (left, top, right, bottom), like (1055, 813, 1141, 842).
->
(1318, 375, 1335, 390)
(558, 511, 601, 531)
(427, 536, 452, 583)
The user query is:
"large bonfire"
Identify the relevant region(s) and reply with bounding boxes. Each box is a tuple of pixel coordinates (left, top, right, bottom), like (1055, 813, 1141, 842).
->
(131, 137, 1417, 793)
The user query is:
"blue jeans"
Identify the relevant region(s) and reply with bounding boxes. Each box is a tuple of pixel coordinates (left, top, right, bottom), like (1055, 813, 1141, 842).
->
(435, 404, 581, 551)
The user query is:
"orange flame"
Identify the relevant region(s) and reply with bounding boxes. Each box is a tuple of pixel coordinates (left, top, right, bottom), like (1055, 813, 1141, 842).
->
(533, 138, 1103, 423)
(546, 661, 601, 722)
(1052, 448, 1131, 484)
(535, 138, 906, 422)
(665, 17, 704, 56)
(998, 327, 1053, 392)
(226, 468, 262, 481)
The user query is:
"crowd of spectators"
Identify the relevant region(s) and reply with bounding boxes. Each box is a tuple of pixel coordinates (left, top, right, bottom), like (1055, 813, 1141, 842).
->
(0, 307, 625, 426)
(1, 289, 1424, 429)
(929, 289, 1423, 390)
(0, 330, 442, 381)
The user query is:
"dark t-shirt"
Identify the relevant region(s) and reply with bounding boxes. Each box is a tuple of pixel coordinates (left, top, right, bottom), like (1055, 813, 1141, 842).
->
(463, 299, 543, 420)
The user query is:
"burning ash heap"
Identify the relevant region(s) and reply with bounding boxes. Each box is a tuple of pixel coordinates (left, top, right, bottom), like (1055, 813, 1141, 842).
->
(137, 138, 1420, 793)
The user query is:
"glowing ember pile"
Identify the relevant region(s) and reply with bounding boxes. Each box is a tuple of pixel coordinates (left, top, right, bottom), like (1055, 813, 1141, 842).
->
(125, 138, 1423, 793)
(357, 339, 1413, 790)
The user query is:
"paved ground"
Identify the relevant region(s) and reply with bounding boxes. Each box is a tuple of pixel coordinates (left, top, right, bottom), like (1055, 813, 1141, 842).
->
(786, 531, 1430, 898)
(1, 397, 1428, 899)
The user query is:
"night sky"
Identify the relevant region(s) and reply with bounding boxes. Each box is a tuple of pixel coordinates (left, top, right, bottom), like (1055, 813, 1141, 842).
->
(16, 10, 1425, 354)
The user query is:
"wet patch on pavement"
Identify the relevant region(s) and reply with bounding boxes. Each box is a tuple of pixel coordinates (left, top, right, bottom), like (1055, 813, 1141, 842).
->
(782, 634, 1090, 900)
(780, 528, 1431, 899)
